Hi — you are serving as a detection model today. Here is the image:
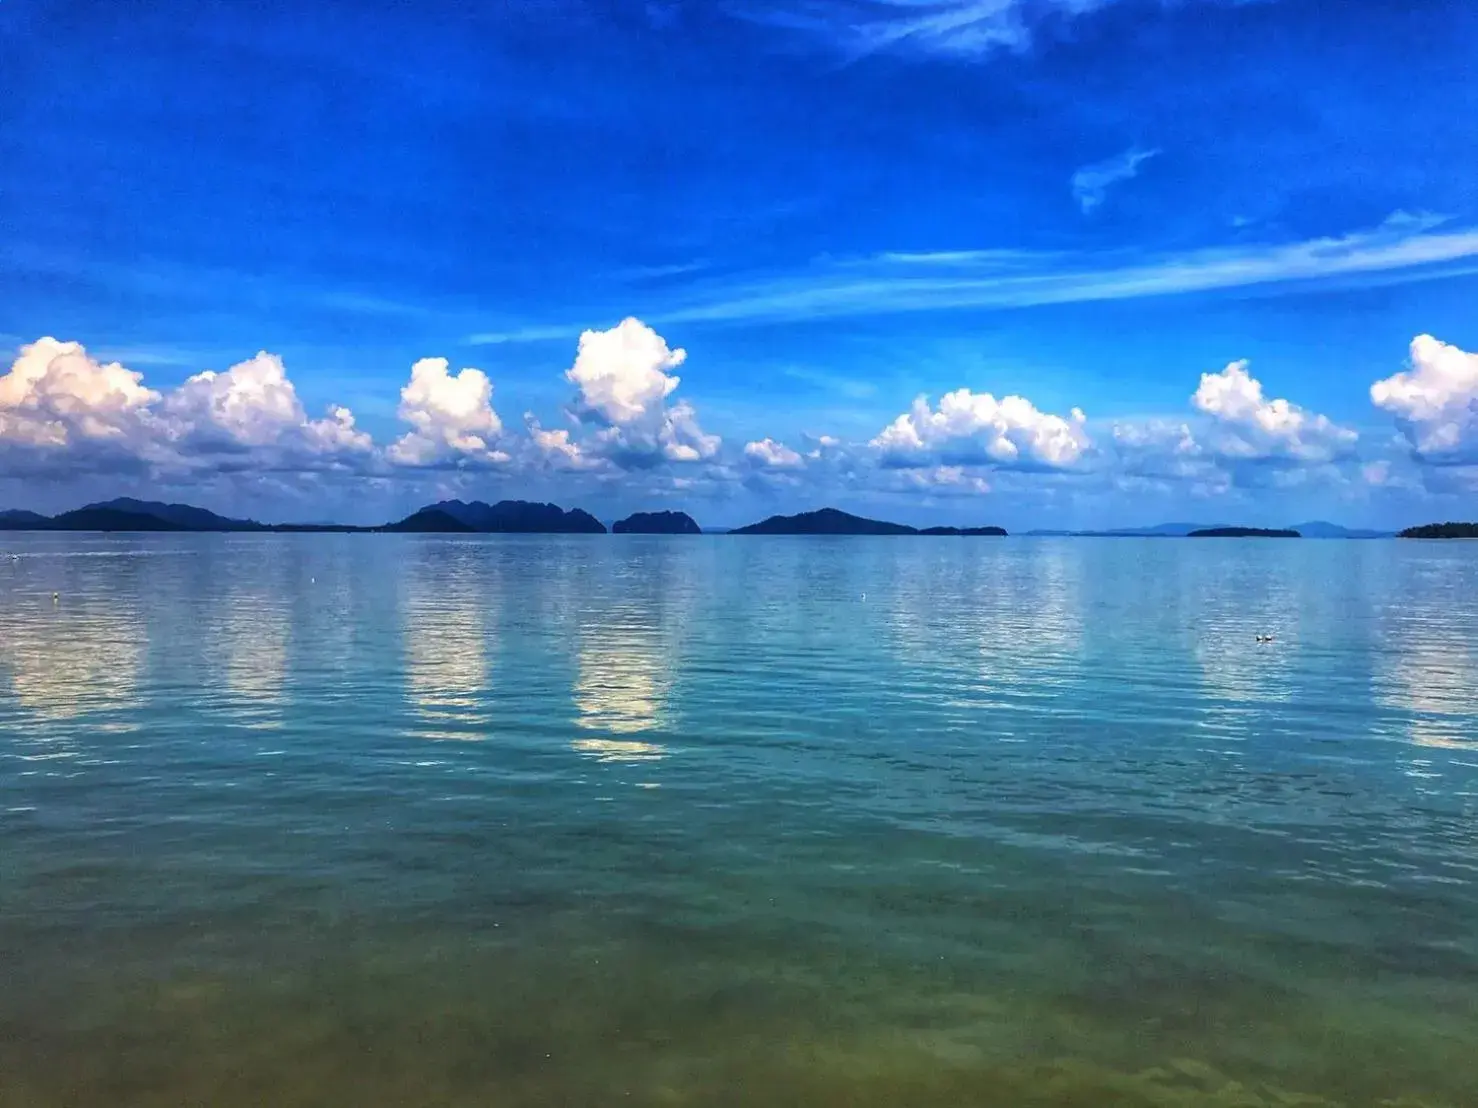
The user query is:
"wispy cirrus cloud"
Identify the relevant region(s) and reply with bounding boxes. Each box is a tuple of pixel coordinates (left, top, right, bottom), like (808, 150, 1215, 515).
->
(1071, 146, 1160, 213)
(462, 215, 1478, 345)
(730, 0, 1116, 61)
(466, 323, 594, 345)
(633, 213, 1478, 328)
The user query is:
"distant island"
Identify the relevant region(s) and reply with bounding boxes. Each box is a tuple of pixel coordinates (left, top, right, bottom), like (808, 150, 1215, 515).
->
(731, 508, 1006, 536)
(1188, 527, 1301, 538)
(1398, 522, 1478, 539)
(0, 497, 608, 534)
(1074, 522, 1220, 538)
(1, 499, 272, 533)
(1287, 521, 1392, 540)
(733, 508, 911, 535)
(0, 509, 53, 527)
(1024, 521, 1388, 538)
(917, 525, 1011, 536)
(413, 499, 606, 534)
(96, 497, 259, 530)
(613, 511, 701, 535)
(383, 508, 475, 533)
(0, 497, 1415, 540)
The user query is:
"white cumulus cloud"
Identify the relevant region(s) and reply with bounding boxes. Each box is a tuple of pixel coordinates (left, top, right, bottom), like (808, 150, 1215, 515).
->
(165, 351, 373, 461)
(1370, 334, 1478, 463)
(0, 337, 160, 455)
(527, 416, 589, 469)
(0, 338, 369, 476)
(1109, 418, 1212, 481)
(563, 318, 719, 467)
(567, 317, 685, 425)
(1192, 359, 1356, 463)
(872, 389, 1090, 470)
(744, 437, 805, 469)
(390, 356, 505, 466)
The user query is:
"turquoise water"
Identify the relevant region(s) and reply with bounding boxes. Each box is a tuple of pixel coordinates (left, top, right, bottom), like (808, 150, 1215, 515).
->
(1, 534, 1476, 1107)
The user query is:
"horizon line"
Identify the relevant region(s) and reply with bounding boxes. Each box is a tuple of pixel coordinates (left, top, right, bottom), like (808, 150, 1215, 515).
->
(1, 497, 1441, 536)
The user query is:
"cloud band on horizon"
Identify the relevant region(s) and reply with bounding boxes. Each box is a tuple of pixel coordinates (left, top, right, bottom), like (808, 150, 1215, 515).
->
(4, 320, 1475, 515)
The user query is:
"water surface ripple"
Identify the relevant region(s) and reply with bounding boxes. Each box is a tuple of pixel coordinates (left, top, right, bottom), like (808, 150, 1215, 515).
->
(2, 534, 1476, 1106)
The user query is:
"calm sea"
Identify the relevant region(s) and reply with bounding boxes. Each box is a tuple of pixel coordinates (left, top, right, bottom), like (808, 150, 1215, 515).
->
(1, 533, 1475, 1107)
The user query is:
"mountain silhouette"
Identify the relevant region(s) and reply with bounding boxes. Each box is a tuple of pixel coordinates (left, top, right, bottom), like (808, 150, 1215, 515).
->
(613, 510, 701, 534)
(1399, 522, 1478, 539)
(1188, 527, 1300, 538)
(918, 525, 1009, 536)
(49, 507, 192, 531)
(384, 508, 476, 533)
(732, 508, 1006, 536)
(411, 499, 607, 533)
(0, 509, 50, 528)
(1287, 520, 1392, 539)
(83, 498, 260, 530)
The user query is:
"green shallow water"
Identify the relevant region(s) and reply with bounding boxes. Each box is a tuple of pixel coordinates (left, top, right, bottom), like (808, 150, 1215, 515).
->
(1, 534, 1475, 1106)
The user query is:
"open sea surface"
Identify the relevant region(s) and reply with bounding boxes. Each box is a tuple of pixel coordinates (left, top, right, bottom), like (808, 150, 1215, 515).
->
(1, 533, 1476, 1107)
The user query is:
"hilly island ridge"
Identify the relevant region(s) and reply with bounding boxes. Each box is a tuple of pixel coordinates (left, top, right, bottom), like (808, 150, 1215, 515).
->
(0, 498, 1471, 538)
(729, 508, 1007, 536)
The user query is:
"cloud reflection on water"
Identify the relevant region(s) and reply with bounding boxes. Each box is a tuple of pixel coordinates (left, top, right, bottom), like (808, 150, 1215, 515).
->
(1376, 631, 1478, 752)
(572, 608, 672, 762)
(400, 544, 492, 741)
(885, 542, 1083, 714)
(208, 596, 291, 729)
(0, 599, 145, 731)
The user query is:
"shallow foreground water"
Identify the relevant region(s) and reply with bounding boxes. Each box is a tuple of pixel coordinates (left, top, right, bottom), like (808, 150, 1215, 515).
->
(1, 533, 1475, 1107)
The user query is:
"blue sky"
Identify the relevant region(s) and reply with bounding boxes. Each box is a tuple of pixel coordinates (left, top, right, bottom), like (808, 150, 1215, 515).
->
(3, 0, 1477, 527)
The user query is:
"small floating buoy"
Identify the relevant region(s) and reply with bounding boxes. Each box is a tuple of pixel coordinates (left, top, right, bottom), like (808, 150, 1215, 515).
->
(51, 592, 59, 603)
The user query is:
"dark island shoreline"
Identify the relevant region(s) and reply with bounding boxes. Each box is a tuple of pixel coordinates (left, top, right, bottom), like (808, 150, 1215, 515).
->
(1187, 527, 1301, 539)
(1, 497, 1469, 539)
(0, 500, 1012, 537)
(1398, 522, 1478, 539)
